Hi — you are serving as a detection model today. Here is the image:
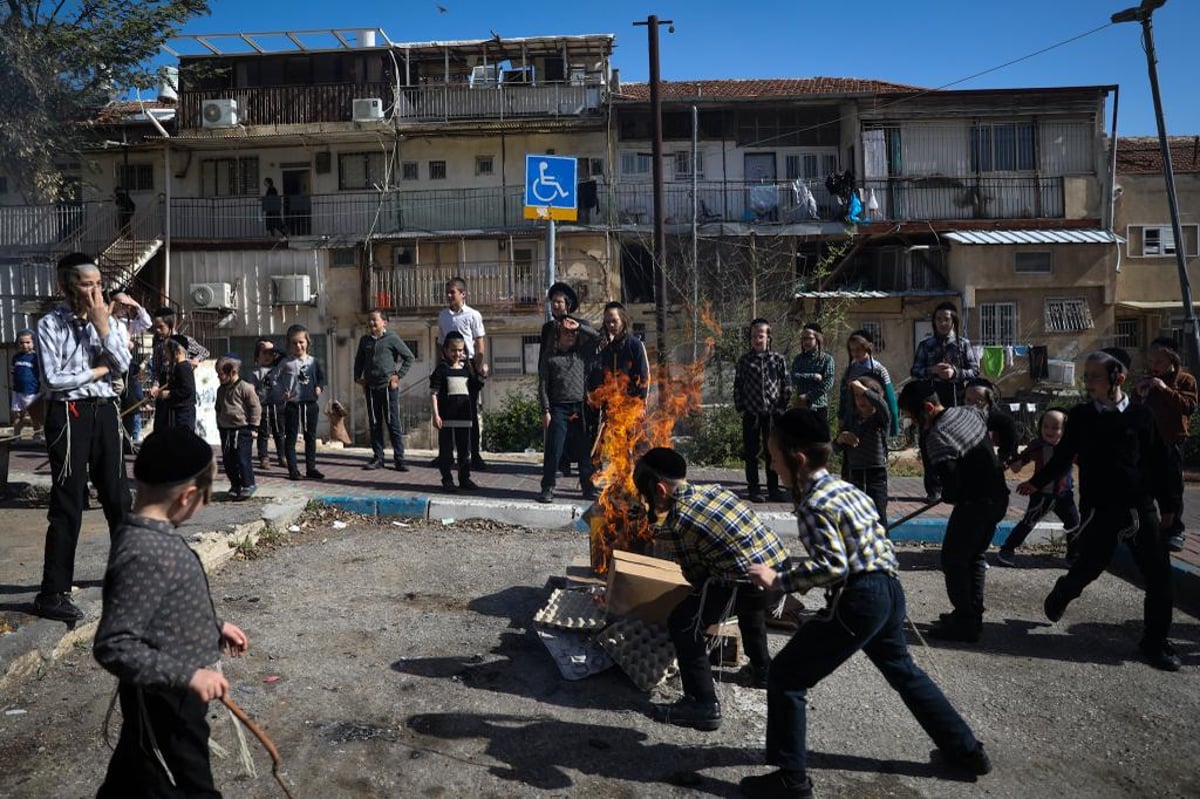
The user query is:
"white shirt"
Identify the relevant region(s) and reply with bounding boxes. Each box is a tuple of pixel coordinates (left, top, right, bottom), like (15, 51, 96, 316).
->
(437, 304, 486, 359)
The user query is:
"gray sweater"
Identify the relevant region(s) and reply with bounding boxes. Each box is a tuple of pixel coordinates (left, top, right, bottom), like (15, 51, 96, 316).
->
(94, 515, 222, 690)
(539, 326, 599, 411)
(353, 331, 415, 389)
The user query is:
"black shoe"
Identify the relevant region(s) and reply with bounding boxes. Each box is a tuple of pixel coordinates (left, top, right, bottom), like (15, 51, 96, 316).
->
(739, 664, 769, 689)
(276, 457, 287, 468)
(739, 769, 813, 798)
(651, 697, 722, 731)
(471, 456, 489, 471)
(560, 464, 573, 477)
(927, 618, 981, 643)
(394, 461, 410, 472)
(1044, 589, 1068, 623)
(306, 469, 325, 480)
(767, 490, 786, 503)
(287, 471, 303, 481)
(33, 592, 84, 622)
(1139, 641, 1182, 672)
(459, 478, 480, 491)
(936, 743, 992, 776)
(537, 488, 554, 504)
(995, 549, 1016, 567)
(363, 459, 383, 471)
(441, 478, 458, 493)
(923, 492, 942, 505)
(749, 491, 767, 504)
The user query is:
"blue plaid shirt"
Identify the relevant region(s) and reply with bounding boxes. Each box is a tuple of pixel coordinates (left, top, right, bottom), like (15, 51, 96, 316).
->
(37, 304, 130, 401)
(777, 469, 897, 593)
(653, 482, 789, 585)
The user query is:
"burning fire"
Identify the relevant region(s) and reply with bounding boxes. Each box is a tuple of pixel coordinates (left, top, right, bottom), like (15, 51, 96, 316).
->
(587, 310, 719, 573)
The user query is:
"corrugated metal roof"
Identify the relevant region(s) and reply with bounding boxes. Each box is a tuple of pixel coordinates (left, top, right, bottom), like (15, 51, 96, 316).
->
(792, 289, 953, 299)
(943, 229, 1123, 245)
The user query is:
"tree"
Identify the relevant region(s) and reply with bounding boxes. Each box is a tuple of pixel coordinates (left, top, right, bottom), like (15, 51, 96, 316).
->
(0, 0, 210, 202)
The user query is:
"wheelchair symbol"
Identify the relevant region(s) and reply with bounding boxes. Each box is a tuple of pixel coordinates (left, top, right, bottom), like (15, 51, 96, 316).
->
(531, 160, 569, 203)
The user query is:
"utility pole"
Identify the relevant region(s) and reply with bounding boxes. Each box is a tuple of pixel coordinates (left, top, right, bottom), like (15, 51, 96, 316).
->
(634, 15, 673, 364)
(1112, 0, 1200, 371)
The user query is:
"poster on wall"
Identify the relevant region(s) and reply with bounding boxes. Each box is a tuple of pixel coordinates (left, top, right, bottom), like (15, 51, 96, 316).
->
(193, 360, 219, 445)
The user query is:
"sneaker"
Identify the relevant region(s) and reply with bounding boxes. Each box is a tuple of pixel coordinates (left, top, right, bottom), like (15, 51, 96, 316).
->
(936, 743, 993, 776)
(33, 592, 84, 622)
(459, 478, 480, 491)
(228, 487, 242, 500)
(363, 459, 383, 471)
(1044, 589, 1068, 623)
(651, 697, 722, 731)
(995, 549, 1016, 567)
(394, 460, 410, 472)
(739, 769, 813, 798)
(306, 469, 325, 480)
(537, 488, 554, 504)
(1139, 641, 1182, 672)
(1167, 533, 1185, 552)
(287, 470, 302, 481)
(441, 478, 458, 493)
(239, 485, 257, 500)
(471, 456, 489, 471)
(749, 491, 767, 504)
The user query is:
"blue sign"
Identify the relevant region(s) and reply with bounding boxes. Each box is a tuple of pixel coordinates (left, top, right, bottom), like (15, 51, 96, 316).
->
(524, 154, 578, 221)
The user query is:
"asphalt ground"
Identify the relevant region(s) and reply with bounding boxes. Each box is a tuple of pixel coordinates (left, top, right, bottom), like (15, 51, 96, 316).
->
(1, 513, 1197, 798)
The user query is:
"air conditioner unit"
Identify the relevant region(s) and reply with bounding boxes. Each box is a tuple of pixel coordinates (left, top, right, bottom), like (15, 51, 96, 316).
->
(352, 98, 384, 122)
(272, 274, 312, 305)
(201, 98, 238, 129)
(189, 282, 234, 309)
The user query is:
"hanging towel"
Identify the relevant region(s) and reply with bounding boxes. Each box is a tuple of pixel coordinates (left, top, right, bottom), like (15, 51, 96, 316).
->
(1029, 346, 1049, 380)
(1005, 345, 1014, 368)
(971, 345, 984, 365)
(1012, 344, 1029, 357)
(981, 346, 1006, 379)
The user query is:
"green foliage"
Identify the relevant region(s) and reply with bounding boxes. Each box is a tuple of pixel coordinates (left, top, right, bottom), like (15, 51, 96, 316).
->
(482, 387, 544, 453)
(678, 404, 743, 467)
(1183, 409, 1200, 468)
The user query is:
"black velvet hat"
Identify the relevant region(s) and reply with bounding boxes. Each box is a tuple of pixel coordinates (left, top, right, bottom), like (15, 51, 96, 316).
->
(134, 428, 214, 485)
(547, 281, 579, 312)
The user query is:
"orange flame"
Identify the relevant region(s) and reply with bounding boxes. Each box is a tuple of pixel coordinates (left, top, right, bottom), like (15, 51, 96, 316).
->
(587, 306, 719, 574)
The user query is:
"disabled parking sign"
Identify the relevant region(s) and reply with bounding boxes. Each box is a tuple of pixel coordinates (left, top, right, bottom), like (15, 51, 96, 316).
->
(524, 154, 578, 221)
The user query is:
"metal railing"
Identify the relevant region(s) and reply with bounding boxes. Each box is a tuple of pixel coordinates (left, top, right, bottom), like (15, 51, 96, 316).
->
(859, 176, 1065, 221)
(178, 82, 393, 128)
(395, 83, 600, 122)
(369, 260, 543, 311)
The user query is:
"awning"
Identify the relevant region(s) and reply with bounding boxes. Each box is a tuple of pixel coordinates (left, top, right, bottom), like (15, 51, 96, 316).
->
(943, 229, 1124, 245)
(1116, 300, 1200, 311)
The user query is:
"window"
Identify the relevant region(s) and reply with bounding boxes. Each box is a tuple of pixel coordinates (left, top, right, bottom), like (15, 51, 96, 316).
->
(672, 150, 703, 180)
(489, 335, 536, 378)
(331, 248, 357, 268)
(475, 155, 494, 176)
(1044, 298, 1094, 333)
(1131, 224, 1200, 257)
(1113, 318, 1141, 349)
(200, 157, 259, 197)
(429, 160, 447, 180)
(338, 152, 385, 190)
(970, 123, 1035, 172)
(116, 164, 154, 192)
(1014, 251, 1052, 275)
(858, 321, 884, 351)
(403, 339, 420, 361)
(979, 302, 1018, 345)
(392, 245, 413, 266)
(785, 154, 822, 180)
(620, 152, 652, 176)
(401, 161, 419, 181)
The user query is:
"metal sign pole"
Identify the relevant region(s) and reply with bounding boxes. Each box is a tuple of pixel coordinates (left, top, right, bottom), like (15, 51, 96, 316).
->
(546, 218, 557, 321)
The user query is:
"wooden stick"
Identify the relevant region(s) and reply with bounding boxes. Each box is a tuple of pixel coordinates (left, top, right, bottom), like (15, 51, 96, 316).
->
(885, 500, 941, 532)
(220, 695, 297, 799)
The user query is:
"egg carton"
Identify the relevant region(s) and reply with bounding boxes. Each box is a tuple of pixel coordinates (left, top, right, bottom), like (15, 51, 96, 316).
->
(597, 618, 678, 692)
(534, 588, 607, 631)
(535, 624, 614, 680)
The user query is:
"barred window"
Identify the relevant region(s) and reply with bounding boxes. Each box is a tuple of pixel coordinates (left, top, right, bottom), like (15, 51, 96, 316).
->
(201, 157, 259, 197)
(401, 161, 419, 181)
(979, 302, 1018, 345)
(1044, 298, 1094, 333)
(116, 163, 154, 192)
(338, 152, 385, 190)
(970, 123, 1035, 172)
(429, 160, 447, 180)
(1113, 318, 1140, 349)
(858, 320, 884, 351)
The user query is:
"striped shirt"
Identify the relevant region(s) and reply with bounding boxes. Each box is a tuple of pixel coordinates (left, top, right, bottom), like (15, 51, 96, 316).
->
(925, 406, 1008, 504)
(37, 304, 130, 401)
(653, 482, 789, 586)
(777, 470, 898, 593)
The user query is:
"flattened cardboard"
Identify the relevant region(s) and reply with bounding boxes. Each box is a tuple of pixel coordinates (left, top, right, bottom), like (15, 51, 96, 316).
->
(605, 554, 691, 625)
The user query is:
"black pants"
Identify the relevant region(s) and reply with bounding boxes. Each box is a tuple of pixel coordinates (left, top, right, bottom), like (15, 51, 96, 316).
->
(42, 400, 130, 595)
(1002, 491, 1080, 552)
(219, 426, 255, 491)
(742, 413, 778, 495)
(154, 399, 195, 433)
(668, 582, 771, 704)
(919, 426, 942, 498)
(438, 426, 471, 482)
(941, 496, 1008, 629)
(1048, 504, 1174, 646)
(469, 379, 483, 459)
(365, 385, 406, 463)
(97, 684, 220, 798)
(284, 401, 319, 474)
(257, 403, 285, 461)
(1166, 443, 1186, 537)
(766, 572, 979, 774)
(846, 465, 889, 524)
(542, 403, 592, 492)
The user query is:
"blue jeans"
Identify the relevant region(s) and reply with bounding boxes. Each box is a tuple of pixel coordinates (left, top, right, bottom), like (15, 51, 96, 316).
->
(766, 571, 979, 774)
(366, 385, 405, 462)
(541, 403, 591, 491)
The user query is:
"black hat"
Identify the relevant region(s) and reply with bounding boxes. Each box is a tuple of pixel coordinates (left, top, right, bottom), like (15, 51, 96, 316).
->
(803, 321, 822, 334)
(1101, 346, 1132, 370)
(633, 448, 687, 517)
(134, 428, 214, 485)
(777, 408, 831, 445)
(547, 282, 579, 313)
(604, 301, 625, 312)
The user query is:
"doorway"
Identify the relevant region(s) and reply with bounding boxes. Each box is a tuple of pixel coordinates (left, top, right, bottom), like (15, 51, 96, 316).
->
(281, 164, 311, 235)
(744, 153, 778, 221)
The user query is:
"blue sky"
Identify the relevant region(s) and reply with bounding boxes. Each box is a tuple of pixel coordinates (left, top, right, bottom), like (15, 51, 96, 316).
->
(165, 0, 1198, 136)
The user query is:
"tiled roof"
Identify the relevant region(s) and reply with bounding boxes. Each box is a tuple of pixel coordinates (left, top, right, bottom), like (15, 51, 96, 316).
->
(1115, 136, 1200, 174)
(615, 77, 921, 101)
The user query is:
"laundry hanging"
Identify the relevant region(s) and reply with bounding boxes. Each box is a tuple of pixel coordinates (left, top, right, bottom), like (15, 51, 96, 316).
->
(981, 346, 1007, 379)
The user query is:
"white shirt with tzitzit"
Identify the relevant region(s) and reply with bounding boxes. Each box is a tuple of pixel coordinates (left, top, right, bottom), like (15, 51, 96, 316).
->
(437, 304, 486, 359)
(37, 305, 130, 401)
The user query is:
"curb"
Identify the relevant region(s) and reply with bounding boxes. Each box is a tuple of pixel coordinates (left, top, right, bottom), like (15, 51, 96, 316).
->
(317, 493, 588, 529)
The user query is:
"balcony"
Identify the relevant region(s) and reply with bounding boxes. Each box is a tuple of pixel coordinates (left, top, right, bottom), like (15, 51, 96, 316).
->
(862, 176, 1065, 221)
(394, 83, 601, 122)
(369, 260, 543, 312)
(178, 82, 392, 128)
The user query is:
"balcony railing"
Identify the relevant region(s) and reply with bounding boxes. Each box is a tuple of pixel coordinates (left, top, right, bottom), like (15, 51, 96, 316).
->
(178, 82, 392, 128)
(395, 84, 601, 122)
(0, 200, 137, 258)
(370, 260, 543, 312)
(861, 176, 1065, 221)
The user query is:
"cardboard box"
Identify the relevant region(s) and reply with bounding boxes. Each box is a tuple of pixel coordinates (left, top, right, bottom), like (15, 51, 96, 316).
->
(605, 552, 691, 625)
